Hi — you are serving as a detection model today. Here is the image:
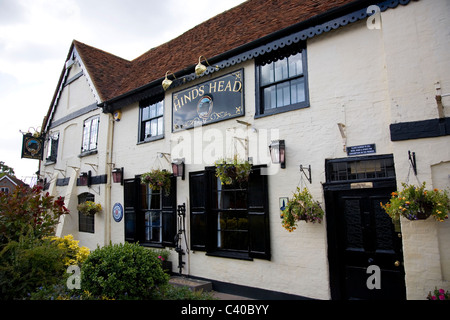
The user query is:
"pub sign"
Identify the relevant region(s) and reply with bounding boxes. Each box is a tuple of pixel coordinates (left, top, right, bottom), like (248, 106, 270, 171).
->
(21, 133, 44, 160)
(172, 69, 244, 131)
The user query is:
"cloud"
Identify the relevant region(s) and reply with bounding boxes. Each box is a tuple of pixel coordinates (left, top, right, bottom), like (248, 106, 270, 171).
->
(0, 0, 246, 180)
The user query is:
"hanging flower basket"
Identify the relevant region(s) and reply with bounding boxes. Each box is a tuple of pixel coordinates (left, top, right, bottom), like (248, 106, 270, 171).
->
(77, 201, 102, 216)
(281, 187, 324, 232)
(215, 155, 251, 187)
(380, 182, 449, 222)
(141, 169, 171, 194)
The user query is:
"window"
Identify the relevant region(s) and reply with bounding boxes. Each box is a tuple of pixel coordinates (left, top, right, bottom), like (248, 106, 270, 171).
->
(46, 132, 59, 163)
(139, 99, 164, 142)
(214, 180, 249, 252)
(81, 116, 99, 153)
(189, 166, 270, 260)
(326, 155, 396, 183)
(256, 47, 308, 117)
(78, 193, 94, 233)
(142, 184, 163, 243)
(0, 187, 9, 194)
(124, 176, 176, 247)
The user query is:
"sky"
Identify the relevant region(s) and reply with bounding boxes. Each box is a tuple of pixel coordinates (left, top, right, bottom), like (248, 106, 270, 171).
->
(0, 0, 247, 184)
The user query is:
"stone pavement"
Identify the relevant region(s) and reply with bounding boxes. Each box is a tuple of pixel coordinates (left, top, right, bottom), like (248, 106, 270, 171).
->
(169, 276, 254, 300)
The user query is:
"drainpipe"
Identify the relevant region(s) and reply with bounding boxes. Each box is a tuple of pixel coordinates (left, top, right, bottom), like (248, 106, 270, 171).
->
(104, 113, 114, 245)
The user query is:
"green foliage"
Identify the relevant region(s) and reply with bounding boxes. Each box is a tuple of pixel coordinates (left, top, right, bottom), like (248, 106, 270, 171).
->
(81, 242, 169, 299)
(0, 161, 15, 177)
(0, 235, 66, 300)
(0, 185, 69, 244)
(281, 187, 324, 232)
(381, 182, 450, 221)
(140, 169, 171, 194)
(154, 284, 217, 300)
(215, 155, 251, 186)
(76, 201, 102, 216)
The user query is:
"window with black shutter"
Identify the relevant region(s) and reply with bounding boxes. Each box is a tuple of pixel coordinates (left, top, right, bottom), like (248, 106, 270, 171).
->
(123, 176, 176, 247)
(189, 166, 270, 260)
(78, 192, 95, 233)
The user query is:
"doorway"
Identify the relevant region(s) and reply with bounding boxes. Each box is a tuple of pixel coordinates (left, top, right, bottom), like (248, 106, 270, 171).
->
(324, 155, 406, 300)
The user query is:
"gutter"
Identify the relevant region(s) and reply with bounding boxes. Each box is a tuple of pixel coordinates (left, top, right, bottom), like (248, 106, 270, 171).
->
(101, 0, 417, 113)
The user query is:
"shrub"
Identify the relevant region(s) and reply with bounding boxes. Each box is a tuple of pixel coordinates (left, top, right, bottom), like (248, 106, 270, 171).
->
(81, 242, 169, 299)
(0, 235, 66, 300)
(0, 185, 69, 244)
(46, 234, 90, 267)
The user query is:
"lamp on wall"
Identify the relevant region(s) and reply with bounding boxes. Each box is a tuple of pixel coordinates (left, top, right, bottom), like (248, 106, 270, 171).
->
(162, 71, 176, 91)
(112, 167, 124, 185)
(269, 140, 286, 169)
(79, 171, 91, 186)
(172, 159, 185, 180)
(195, 56, 219, 76)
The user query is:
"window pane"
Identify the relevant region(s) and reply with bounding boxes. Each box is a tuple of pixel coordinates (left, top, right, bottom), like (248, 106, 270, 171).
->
(82, 124, 90, 151)
(276, 82, 290, 107)
(290, 77, 305, 104)
(150, 104, 156, 118)
(274, 59, 288, 82)
(260, 63, 274, 86)
(288, 52, 303, 77)
(157, 101, 164, 116)
(151, 119, 157, 137)
(157, 117, 163, 136)
(142, 106, 150, 121)
(144, 121, 151, 139)
(89, 118, 99, 150)
(263, 86, 276, 110)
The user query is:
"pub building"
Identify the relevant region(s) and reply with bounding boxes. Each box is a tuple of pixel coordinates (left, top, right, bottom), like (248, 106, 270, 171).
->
(39, 0, 450, 300)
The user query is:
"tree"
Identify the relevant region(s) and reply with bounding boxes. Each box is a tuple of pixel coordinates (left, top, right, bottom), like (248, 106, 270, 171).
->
(0, 161, 15, 177)
(0, 185, 69, 245)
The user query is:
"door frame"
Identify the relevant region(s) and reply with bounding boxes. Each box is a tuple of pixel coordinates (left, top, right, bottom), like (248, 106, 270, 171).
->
(323, 154, 405, 300)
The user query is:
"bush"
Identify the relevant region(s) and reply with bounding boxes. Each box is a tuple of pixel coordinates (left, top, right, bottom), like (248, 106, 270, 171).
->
(0, 185, 69, 245)
(0, 235, 66, 300)
(81, 242, 169, 299)
(46, 234, 90, 267)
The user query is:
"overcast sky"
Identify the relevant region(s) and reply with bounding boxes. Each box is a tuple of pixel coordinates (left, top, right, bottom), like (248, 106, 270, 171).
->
(0, 0, 247, 183)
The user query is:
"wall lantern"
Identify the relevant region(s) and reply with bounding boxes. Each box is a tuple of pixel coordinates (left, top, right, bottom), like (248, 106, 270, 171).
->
(162, 71, 176, 91)
(269, 140, 286, 169)
(79, 171, 91, 186)
(112, 167, 124, 185)
(195, 56, 219, 76)
(172, 159, 185, 180)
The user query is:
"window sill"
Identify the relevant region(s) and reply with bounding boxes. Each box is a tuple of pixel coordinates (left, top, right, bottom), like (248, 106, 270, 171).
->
(255, 102, 310, 119)
(137, 135, 164, 145)
(140, 242, 165, 249)
(78, 150, 98, 158)
(206, 250, 253, 261)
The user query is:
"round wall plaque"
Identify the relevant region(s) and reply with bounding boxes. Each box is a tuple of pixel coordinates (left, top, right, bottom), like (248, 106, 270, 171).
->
(112, 203, 123, 222)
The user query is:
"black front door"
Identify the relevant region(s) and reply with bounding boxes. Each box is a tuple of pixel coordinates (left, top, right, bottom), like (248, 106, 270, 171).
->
(326, 186, 406, 299)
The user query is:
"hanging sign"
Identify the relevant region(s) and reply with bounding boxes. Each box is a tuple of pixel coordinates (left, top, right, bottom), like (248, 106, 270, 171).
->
(21, 134, 44, 160)
(172, 69, 244, 131)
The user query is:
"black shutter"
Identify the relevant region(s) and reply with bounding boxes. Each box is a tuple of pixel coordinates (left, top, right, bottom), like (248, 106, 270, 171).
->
(161, 176, 177, 247)
(124, 178, 139, 242)
(189, 170, 209, 251)
(248, 166, 271, 260)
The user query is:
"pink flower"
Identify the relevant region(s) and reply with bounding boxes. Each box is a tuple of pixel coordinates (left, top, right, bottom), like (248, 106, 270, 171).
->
(439, 295, 445, 300)
(432, 296, 437, 300)
(439, 288, 445, 294)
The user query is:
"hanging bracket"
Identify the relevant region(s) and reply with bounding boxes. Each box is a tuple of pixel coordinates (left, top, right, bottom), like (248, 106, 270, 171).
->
(408, 151, 417, 176)
(300, 165, 312, 184)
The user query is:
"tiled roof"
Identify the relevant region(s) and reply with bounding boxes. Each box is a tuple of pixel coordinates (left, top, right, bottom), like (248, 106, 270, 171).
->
(73, 0, 361, 103)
